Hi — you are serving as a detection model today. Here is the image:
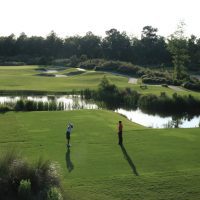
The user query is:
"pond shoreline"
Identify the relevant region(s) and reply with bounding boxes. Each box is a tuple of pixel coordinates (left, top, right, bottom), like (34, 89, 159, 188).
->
(0, 90, 81, 96)
(1, 95, 200, 128)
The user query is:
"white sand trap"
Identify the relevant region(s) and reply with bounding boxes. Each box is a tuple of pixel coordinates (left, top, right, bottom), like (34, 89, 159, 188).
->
(77, 68, 86, 71)
(44, 70, 58, 73)
(168, 85, 185, 91)
(55, 74, 67, 77)
(128, 78, 138, 84)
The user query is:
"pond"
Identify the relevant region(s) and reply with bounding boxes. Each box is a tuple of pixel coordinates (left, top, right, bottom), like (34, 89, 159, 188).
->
(0, 95, 200, 128)
(116, 109, 200, 128)
(0, 95, 98, 110)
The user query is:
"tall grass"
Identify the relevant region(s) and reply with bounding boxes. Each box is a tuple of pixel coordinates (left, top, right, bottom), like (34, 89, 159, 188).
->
(0, 149, 64, 200)
(13, 100, 64, 112)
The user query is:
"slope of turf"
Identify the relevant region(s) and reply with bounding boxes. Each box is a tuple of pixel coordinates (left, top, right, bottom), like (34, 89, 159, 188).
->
(0, 110, 200, 199)
(0, 66, 129, 91)
(0, 65, 200, 97)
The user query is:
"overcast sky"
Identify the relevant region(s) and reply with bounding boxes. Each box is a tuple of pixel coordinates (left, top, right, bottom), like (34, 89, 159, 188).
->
(0, 0, 199, 38)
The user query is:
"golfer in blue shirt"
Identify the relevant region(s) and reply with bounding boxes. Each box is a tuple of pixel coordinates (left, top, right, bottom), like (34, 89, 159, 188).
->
(66, 123, 73, 147)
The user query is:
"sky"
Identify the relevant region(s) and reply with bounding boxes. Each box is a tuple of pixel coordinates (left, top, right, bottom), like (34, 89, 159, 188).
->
(0, 0, 200, 38)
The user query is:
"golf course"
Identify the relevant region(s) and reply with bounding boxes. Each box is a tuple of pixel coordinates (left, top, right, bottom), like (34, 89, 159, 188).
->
(0, 110, 200, 199)
(0, 65, 200, 199)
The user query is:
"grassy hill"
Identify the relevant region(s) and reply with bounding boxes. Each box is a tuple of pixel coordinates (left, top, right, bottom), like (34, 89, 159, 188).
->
(0, 65, 129, 92)
(0, 110, 200, 199)
(0, 65, 200, 97)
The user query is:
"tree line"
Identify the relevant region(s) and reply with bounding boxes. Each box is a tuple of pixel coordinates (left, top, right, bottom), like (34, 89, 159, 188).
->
(0, 25, 200, 70)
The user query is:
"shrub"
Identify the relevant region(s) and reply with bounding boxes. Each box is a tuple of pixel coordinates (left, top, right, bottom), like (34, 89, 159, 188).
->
(18, 179, 31, 200)
(69, 55, 80, 67)
(0, 149, 21, 198)
(142, 77, 169, 84)
(38, 101, 45, 111)
(0, 61, 26, 66)
(120, 88, 140, 109)
(51, 58, 70, 67)
(137, 92, 200, 116)
(58, 102, 64, 111)
(0, 150, 63, 200)
(30, 159, 60, 193)
(9, 159, 31, 193)
(49, 101, 57, 111)
(138, 94, 159, 111)
(182, 81, 200, 91)
(79, 59, 141, 75)
(79, 60, 97, 69)
(15, 99, 25, 111)
(24, 100, 37, 111)
(172, 79, 182, 86)
(13, 100, 65, 112)
(0, 149, 19, 177)
(47, 187, 63, 200)
(0, 105, 11, 112)
(97, 60, 140, 75)
(83, 88, 94, 100)
(96, 76, 121, 108)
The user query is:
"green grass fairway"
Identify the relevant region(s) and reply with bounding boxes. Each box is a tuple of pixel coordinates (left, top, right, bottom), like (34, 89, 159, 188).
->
(0, 65, 200, 97)
(0, 65, 129, 92)
(0, 110, 200, 199)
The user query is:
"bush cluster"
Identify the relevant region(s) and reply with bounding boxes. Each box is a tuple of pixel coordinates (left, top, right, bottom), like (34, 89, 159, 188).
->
(78, 59, 141, 75)
(142, 77, 170, 85)
(78, 59, 188, 87)
(82, 76, 140, 110)
(0, 105, 11, 112)
(82, 76, 200, 116)
(182, 81, 200, 91)
(14, 100, 64, 111)
(0, 100, 65, 113)
(138, 92, 200, 116)
(79, 58, 102, 70)
(0, 150, 63, 200)
(0, 61, 26, 66)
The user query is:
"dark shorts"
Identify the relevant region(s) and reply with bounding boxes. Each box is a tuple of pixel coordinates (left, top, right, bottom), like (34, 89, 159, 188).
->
(66, 131, 70, 139)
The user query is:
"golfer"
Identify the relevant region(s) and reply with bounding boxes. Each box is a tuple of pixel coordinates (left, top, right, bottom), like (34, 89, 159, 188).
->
(66, 123, 73, 147)
(118, 121, 123, 145)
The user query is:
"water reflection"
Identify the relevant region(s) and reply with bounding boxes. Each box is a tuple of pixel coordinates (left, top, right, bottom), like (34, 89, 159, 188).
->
(116, 108, 200, 128)
(0, 96, 200, 128)
(0, 95, 98, 110)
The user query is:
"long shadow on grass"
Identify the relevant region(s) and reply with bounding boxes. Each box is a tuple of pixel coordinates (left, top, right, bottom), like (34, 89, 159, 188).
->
(120, 144, 139, 176)
(66, 148, 74, 172)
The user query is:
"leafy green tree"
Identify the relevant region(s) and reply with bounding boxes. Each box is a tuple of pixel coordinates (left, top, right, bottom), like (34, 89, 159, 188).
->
(167, 22, 190, 80)
(141, 26, 158, 40)
(0, 34, 16, 56)
(63, 36, 81, 57)
(139, 26, 170, 65)
(45, 31, 63, 57)
(79, 32, 102, 58)
(98, 76, 120, 106)
(187, 35, 200, 70)
(102, 29, 131, 61)
(26, 36, 45, 57)
(15, 32, 28, 55)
